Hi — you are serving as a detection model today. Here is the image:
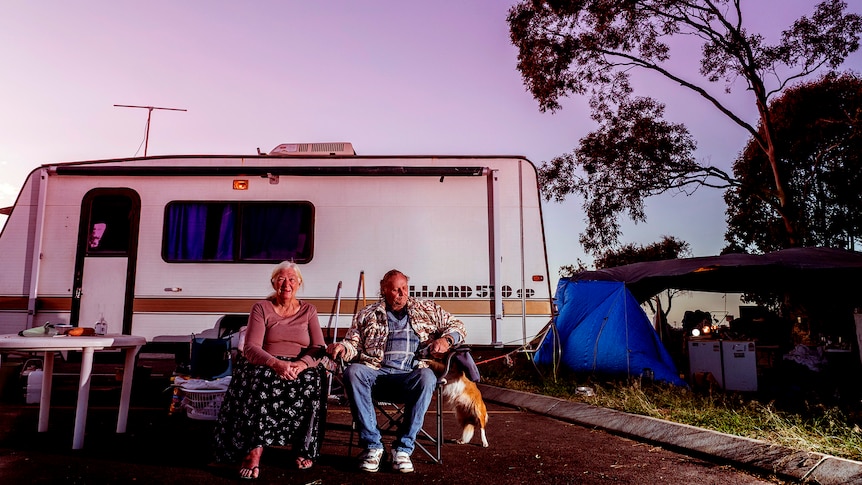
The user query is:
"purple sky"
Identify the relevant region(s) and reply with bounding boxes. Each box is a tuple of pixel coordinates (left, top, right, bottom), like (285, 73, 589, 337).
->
(1, 1, 860, 324)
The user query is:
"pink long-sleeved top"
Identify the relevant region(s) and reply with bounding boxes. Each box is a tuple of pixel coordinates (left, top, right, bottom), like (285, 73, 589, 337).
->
(242, 299, 326, 368)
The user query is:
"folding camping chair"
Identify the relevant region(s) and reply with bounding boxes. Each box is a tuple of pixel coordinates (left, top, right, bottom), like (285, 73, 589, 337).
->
(346, 346, 472, 464)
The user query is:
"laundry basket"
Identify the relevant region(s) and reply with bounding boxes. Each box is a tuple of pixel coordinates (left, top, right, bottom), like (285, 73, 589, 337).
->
(180, 388, 225, 421)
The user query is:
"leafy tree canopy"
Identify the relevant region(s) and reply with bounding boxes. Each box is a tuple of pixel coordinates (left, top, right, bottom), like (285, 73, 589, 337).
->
(724, 72, 862, 253)
(559, 235, 690, 277)
(509, 0, 862, 255)
(594, 235, 691, 269)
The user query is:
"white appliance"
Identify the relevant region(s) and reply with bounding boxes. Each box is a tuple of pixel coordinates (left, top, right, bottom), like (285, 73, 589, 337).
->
(721, 340, 758, 392)
(688, 339, 722, 384)
(688, 339, 758, 391)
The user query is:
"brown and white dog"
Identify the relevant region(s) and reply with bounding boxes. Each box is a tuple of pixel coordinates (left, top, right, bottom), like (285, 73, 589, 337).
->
(426, 354, 490, 447)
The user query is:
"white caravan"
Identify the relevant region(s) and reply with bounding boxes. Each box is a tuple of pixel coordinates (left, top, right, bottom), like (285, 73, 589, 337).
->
(0, 143, 553, 347)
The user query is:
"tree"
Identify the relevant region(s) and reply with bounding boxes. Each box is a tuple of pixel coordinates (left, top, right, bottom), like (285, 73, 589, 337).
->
(725, 72, 862, 253)
(558, 234, 690, 274)
(541, 97, 707, 253)
(508, 0, 862, 255)
(592, 235, 691, 270)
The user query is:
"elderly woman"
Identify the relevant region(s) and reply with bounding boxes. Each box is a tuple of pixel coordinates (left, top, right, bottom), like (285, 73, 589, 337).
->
(214, 261, 327, 480)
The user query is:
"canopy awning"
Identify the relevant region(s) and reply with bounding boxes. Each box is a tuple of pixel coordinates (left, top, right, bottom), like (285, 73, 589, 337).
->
(571, 247, 862, 302)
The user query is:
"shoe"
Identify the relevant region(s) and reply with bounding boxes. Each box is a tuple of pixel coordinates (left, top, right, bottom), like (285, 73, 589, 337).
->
(239, 465, 259, 480)
(358, 448, 384, 472)
(390, 450, 414, 473)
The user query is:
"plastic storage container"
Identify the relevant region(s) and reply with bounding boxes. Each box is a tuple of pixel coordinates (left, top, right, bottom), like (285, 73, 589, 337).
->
(180, 388, 225, 420)
(25, 369, 43, 404)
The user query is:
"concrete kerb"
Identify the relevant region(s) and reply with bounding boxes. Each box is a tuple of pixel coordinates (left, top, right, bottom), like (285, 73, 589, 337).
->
(477, 384, 862, 485)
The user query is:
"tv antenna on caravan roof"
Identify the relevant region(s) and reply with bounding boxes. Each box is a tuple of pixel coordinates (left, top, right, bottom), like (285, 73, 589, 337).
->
(114, 104, 187, 156)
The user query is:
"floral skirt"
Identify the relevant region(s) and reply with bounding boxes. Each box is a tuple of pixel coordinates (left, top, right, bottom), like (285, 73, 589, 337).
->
(213, 355, 327, 463)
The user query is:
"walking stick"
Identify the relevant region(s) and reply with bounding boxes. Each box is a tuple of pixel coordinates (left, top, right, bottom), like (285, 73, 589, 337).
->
(326, 281, 343, 344)
(352, 270, 365, 319)
(326, 280, 343, 399)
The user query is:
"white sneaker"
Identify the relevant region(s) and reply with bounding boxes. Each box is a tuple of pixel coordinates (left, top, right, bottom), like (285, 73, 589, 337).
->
(358, 448, 384, 472)
(390, 450, 414, 473)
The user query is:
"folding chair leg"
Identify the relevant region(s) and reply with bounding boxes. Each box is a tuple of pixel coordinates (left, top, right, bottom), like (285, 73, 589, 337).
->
(435, 383, 443, 463)
(348, 420, 355, 457)
(404, 384, 443, 464)
(346, 383, 444, 464)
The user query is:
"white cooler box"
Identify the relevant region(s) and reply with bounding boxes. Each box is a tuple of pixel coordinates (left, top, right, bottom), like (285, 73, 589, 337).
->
(688, 339, 757, 392)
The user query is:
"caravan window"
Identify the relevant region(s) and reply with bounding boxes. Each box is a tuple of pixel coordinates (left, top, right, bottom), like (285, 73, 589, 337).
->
(162, 201, 314, 263)
(86, 194, 134, 255)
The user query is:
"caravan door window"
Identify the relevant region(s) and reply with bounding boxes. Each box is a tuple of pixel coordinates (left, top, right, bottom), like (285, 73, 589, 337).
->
(86, 194, 134, 255)
(163, 201, 314, 263)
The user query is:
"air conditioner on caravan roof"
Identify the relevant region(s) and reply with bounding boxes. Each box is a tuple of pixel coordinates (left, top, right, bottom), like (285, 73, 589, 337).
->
(268, 142, 355, 156)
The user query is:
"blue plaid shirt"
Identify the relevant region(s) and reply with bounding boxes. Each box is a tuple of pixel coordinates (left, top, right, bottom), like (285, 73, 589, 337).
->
(382, 311, 419, 371)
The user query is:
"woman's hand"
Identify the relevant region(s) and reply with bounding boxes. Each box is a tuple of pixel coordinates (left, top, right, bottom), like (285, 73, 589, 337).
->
(284, 360, 308, 380)
(272, 359, 308, 380)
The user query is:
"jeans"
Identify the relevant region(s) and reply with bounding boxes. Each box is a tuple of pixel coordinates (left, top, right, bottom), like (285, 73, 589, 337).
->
(343, 363, 437, 455)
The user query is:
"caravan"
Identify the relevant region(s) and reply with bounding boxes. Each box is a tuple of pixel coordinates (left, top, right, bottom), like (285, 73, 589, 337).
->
(0, 143, 553, 348)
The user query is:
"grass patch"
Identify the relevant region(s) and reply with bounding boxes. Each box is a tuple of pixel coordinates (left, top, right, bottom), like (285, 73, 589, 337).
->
(479, 352, 862, 461)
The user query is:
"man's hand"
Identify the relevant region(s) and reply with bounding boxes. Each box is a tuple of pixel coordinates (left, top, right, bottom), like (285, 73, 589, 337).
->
(327, 342, 346, 360)
(429, 336, 451, 358)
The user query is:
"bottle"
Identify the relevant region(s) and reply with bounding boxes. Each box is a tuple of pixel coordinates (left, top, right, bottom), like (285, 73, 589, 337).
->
(169, 386, 182, 415)
(95, 314, 107, 335)
(26, 369, 43, 404)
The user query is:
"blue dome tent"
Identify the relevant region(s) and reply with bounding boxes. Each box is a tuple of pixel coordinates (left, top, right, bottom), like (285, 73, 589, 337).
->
(535, 279, 685, 386)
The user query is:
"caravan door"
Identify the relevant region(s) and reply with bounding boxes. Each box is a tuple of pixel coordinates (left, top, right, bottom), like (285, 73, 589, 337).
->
(70, 189, 140, 334)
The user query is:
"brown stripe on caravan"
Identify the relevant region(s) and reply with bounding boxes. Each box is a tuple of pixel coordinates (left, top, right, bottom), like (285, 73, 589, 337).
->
(0, 296, 551, 317)
(326, 297, 555, 316)
(0, 296, 28, 310)
(37, 297, 73, 311)
(131, 297, 551, 316)
(0, 297, 73, 311)
(503, 299, 554, 315)
(132, 298, 258, 313)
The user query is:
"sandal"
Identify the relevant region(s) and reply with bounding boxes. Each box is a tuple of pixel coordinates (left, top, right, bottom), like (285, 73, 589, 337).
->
(239, 465, 260, 480)
(296, 457, 313, 470)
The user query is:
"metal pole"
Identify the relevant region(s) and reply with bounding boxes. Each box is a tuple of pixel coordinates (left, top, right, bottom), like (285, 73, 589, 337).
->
(487, 168, 503, 346)
(144, 108, 152, 156)
(353, 271, 365, 319)
(327, 281, 343, 343)
(114, 104, 187, 156)
(26, 169, 49, 329)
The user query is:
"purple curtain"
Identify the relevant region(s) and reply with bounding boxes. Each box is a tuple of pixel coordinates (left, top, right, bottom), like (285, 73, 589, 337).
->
(166, 204, 234, 260)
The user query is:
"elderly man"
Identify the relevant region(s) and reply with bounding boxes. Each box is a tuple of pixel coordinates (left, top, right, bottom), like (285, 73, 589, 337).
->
(327, 269, 466, 473)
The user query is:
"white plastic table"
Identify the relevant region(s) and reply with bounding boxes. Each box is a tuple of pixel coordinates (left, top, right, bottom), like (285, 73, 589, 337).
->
(0, 333, 146, 449)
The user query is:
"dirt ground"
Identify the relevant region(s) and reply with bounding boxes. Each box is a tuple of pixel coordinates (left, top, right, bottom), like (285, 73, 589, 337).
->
(0, 353, 785, 485)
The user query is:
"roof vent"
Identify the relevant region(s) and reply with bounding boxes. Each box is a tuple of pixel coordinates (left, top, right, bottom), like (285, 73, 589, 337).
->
(268, 142, 355, 156)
